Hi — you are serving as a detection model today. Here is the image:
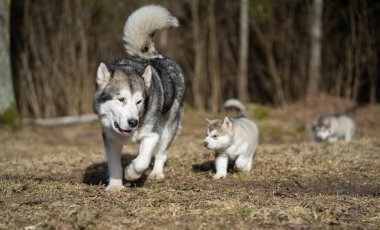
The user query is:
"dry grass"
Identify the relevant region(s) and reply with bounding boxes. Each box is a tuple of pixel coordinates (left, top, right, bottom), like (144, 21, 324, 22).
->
(1, 103, 379, 229)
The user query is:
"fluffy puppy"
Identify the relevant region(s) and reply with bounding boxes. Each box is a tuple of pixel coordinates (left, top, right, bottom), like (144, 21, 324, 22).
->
(311, 114, 356, 143)
(203, 99, 259, 179)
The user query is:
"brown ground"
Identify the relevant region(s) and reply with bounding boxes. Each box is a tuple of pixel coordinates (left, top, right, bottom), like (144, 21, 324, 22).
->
(1, 97, 379, 229)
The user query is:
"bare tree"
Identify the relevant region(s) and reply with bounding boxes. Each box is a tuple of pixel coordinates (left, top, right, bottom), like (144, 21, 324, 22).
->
(307, 0, 323, 97)
(208, 0, 221, 112)
(237, 0, 249, 102)
(0, 0, 18, 125)
(190, 0, 205, 110)
(251, 18, 287, 105)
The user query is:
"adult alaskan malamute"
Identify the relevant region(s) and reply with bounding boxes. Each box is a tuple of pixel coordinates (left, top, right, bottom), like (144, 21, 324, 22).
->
(203, 99, 259, 179)
(311, 114, 355, 143)
(93, 5, 185, 191)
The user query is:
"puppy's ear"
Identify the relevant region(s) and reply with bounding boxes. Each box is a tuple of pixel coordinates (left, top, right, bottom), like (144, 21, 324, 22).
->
(96, 63, 111, 90)
(323, 120, 331, 128)
(141, 65, 152, 88)
(308, 121, 317, 131)
(222, 116, 232, 130)
(205, 118, 211, 124)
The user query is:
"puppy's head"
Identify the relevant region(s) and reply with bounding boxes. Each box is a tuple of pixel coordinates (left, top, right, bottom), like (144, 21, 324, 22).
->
(203, 117, 233, 150)
(94, 63, 152, 136)
(312, 120, 332, 142)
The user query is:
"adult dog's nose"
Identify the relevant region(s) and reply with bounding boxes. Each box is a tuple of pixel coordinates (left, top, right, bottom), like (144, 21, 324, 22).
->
(203, 141, 208, 147)
(128, 119, 139, 128)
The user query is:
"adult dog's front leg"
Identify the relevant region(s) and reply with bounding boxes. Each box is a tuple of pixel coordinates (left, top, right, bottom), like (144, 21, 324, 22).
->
(104, 138, 124, 191)
(125, 133, 159, 181)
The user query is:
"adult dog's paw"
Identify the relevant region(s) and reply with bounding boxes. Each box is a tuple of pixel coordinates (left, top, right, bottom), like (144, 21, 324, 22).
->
(148, 172, 165, 181)
(124, 164, 142, 181)
(106, 180, 125, 192)
(213, 173, 227, 179)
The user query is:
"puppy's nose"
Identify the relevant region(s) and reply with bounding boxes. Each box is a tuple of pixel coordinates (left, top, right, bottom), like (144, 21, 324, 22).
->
(128, 119, 139, 128)
(203, 141, 208, 147)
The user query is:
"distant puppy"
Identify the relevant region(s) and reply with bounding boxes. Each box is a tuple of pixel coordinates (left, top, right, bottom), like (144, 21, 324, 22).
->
(203, 99, 259, 179)
(311, 114, 356, 143)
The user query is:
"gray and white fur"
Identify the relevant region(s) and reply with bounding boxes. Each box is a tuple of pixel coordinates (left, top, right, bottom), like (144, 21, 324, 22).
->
(123, 5, 179, 59)
(311, 114, 356, 143)
(93, 5, 185, 191)
(203, 99, 259, 179)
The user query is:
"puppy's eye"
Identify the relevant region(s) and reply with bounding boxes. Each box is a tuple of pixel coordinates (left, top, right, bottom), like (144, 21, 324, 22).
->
(142, 46, 149, 53)
(136, 100, 142, 105)
(212, 134, 218, 139)
(118, 98, 125, 103)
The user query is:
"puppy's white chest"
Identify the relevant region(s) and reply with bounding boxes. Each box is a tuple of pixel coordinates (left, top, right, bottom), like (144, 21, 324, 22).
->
(225, 142, 248, 160)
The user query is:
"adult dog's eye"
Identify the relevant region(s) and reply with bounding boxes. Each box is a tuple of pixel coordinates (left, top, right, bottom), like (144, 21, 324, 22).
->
(136, 100, 142, 105)
(118, 98, 125, 103)
(142, 46, 149, 53)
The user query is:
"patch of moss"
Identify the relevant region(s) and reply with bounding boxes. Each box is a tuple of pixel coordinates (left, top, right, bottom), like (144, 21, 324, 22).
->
(0, 103, 19, 129)
(251, 105, 271, 120)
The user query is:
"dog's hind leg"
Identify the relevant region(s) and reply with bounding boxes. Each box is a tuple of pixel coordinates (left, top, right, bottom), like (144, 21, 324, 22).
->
(149, 102, 183, 180)
(125, 133, 160, 181)
(235, 154, 253, 172)
(149, 120, 180, 180)
(235, 144, 257, 172)
(344, 130, 354, 142)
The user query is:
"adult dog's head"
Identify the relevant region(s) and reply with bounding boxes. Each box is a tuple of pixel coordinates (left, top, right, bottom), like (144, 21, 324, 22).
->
(94, 63, 152, 136)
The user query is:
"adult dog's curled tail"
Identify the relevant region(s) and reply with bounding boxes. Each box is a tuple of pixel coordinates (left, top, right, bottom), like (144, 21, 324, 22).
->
(224, 99, 249, 118)
(122, 5, 179, 59)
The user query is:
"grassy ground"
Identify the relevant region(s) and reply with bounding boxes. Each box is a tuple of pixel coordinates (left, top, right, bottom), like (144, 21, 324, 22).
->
(1, 100, 379, 229)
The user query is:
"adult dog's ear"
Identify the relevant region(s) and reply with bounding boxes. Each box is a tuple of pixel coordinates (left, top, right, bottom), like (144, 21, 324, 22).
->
(205, 118, 220, 125)
(96, 63, 111, 90)
(141, 65, 152, 88)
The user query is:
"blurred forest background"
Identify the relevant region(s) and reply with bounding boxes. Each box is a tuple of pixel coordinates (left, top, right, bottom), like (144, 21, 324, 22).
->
(1, 0, 380, 119)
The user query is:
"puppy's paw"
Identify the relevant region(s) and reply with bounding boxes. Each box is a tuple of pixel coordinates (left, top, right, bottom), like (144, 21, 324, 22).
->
(124, 164, 142, 181)
(213, 173, 227, 179)
(148, 172, 165, 181)
(106, 180, 124, 192)
(235, 165, 251, 172)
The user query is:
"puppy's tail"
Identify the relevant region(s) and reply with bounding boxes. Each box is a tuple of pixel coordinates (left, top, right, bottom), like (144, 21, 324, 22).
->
(224, 99, 249, 118)
(122, 5, 179, 59)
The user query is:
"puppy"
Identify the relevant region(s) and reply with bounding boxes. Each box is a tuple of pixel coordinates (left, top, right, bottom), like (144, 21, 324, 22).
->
(203, 99, 259, 179)
(311, 114, 356, 143)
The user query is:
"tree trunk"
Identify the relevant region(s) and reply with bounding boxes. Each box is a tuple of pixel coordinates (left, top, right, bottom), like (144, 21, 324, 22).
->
(307, 0, 323, 97)
(0, 0, 18, 126)
(237, 0, 249, 102)
(190, 0, 205, 110)
(251, 19, 286, 105)
(208, 0, 221, 112)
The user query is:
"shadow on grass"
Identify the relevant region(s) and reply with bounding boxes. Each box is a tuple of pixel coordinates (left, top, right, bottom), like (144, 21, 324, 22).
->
(82, 153, 147, 188)
(192, 160, 235, 173)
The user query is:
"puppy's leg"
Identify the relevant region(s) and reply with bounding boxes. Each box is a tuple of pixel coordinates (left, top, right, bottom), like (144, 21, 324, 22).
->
(125, 133, 159, 181)
(344, 131, 353, 142)
(236, 142, 257, 172)
(214, 154, 228, 179)
(235, 154, 253, 172)
(104, 138, 124, 191)
(328, 136, 338, 143)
